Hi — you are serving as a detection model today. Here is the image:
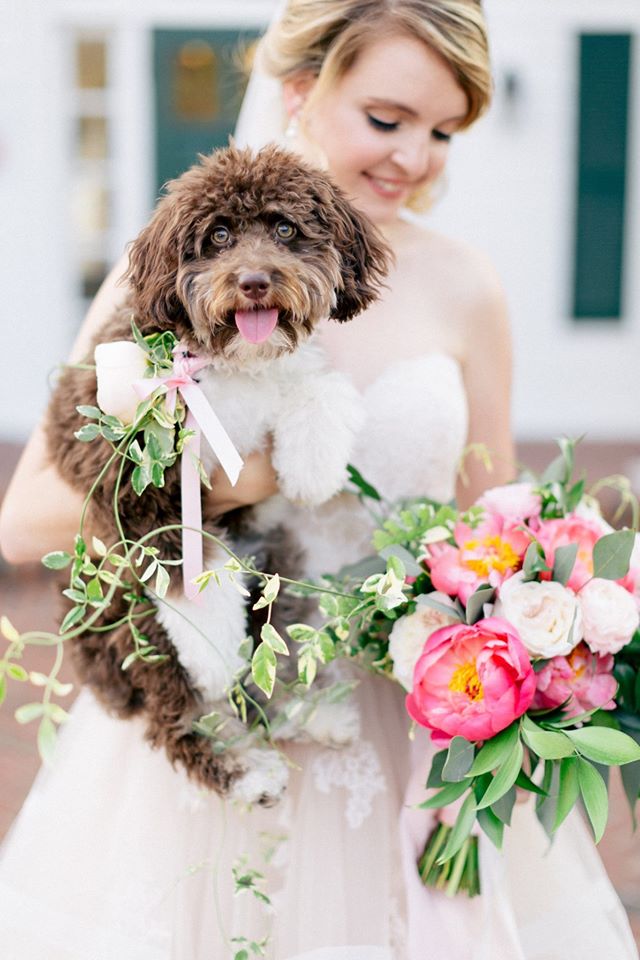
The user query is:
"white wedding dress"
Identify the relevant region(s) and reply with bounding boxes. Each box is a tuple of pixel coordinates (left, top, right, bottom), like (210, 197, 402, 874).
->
(1, 353, 637, 960)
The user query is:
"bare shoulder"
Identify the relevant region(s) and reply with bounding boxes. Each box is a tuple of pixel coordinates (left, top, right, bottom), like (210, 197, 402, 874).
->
(399, 220, 510, 355)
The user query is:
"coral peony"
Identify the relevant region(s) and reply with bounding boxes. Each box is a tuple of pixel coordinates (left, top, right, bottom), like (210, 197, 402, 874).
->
(406, 617, 536, 745)
(389, 593, 459, 691)
(425, 514, 529, 604)
(532, 643, 617, 717)
(534, 514, 604, 591)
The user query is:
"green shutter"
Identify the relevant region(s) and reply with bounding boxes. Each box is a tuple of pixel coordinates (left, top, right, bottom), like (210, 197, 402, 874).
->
(572, 33, 632, 320)
(153, 28, 260, 199)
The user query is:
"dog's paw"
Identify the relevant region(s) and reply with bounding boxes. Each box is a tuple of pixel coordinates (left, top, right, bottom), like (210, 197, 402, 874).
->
(273, 373, 365, 506)
(229, 746, 289, 807)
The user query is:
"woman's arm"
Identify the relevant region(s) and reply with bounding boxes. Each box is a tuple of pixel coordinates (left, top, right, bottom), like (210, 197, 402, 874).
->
(0, 257, 279, 564)
(456, 253, 516, 508)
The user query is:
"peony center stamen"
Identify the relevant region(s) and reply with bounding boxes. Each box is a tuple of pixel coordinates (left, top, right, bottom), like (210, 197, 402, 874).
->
(462, 535, 521, 577)
(449, 661, 484, 701)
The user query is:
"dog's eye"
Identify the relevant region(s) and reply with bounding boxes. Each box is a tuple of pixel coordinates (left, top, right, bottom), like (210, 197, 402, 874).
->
(275, 221, 296, 241)
(211, 226, 231, 245)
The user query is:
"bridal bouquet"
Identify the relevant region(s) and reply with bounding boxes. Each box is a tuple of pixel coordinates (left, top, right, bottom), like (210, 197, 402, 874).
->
(306, 443, 640, 896)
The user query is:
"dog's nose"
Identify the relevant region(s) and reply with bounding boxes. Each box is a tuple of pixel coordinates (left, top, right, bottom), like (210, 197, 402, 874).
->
(238, 271, 271, 301)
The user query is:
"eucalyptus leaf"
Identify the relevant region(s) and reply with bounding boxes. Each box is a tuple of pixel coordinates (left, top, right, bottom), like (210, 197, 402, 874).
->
(476, 739, 523, 810)
(465, 585, 496, 625)
(442, 736, 475, 782)
(564, 726, 640, 765)
(468, 722, 519, 776)
(577, 758, 608, 843)
(553, 756, 580, 830)
(476, 805, 505, 849)
(522, 541, 550, 580)
(490, 785, 517, 825)
(426, 749, 448, 789)
(552, 543, 578, 586)
(521, 717, 575, 759)
(418, 779, 470, 809)
(379, 544, 422, 577)
(436, 791, 477, 864)
(621, 759, 640, 828)
(592, 530, 636, 580)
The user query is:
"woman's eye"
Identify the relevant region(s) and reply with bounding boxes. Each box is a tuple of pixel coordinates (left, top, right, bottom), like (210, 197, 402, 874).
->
(432, 129, 452, 143)
(367, 115, 399, 132)
(212, 226, 230, 245)
(275, 221, 296, 241)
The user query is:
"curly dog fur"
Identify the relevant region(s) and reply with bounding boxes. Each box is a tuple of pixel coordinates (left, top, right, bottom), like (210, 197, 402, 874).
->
(46, 144, 389, 802)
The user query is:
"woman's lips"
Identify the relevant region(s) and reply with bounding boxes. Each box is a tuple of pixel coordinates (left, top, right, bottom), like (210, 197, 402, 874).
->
(363, 173, 411, 199)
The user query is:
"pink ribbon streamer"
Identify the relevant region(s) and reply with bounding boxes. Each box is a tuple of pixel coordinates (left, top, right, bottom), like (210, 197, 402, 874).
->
(135, 344, 243, 600)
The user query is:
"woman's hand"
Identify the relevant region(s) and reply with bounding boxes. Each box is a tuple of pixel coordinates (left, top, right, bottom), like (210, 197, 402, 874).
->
(206, 439, 279, 519)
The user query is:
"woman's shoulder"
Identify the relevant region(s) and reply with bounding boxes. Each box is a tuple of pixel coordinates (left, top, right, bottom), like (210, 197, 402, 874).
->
(397, 217, 509, 343)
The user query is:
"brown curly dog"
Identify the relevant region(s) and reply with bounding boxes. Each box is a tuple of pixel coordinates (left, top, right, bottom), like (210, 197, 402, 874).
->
(45, 143, 390, 802)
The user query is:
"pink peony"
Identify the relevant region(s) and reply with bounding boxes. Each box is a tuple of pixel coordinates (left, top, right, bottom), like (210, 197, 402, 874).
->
(532, 643, 617, 717)
(533, 514, 604, 591)
(406, 617, 536, 745)
(425, 513, 530, 604)
(478, 482, 542, 523)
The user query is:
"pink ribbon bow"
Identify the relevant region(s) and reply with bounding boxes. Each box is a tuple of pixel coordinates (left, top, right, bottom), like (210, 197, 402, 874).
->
(135, 344, 244, 601)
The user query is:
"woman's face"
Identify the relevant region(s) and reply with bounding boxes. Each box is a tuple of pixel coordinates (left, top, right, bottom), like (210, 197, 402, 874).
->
(287, 34, 469, 224)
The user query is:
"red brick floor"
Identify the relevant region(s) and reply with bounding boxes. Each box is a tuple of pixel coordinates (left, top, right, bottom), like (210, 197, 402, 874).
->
(2, 440, 640, 944)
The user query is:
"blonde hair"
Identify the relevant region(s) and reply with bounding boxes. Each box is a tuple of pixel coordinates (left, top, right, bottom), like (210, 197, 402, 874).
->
(262, 0, 492, 130)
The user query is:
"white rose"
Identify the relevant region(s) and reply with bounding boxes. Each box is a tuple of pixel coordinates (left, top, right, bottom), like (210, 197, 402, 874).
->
(94, 340, 149, 424)
(494, 573, 582, 658)
(389, 593, 458, 691)
(579, 578, 640, 655)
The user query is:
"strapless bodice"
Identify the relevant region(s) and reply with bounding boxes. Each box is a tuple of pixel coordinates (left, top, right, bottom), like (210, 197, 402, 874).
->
(351, 352, 468, 503)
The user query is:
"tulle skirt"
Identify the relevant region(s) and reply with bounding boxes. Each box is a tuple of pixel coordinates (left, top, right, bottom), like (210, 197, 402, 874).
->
(1, 674, 637, 960)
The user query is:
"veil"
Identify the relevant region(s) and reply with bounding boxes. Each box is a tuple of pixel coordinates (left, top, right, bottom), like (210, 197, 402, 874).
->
(234, 2, 288, 149)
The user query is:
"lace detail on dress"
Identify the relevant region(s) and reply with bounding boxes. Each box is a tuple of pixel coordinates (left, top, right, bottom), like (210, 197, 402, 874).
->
(311, 739, 386, 829)
(388, 896, 408, 960)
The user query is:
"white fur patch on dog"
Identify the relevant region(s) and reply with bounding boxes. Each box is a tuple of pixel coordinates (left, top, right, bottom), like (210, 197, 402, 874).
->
(230, 746, 290, 805)
(153, 546, 248, 703)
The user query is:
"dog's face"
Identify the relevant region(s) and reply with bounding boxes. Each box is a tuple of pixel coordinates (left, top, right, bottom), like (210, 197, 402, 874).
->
(126, 144, 390, 363)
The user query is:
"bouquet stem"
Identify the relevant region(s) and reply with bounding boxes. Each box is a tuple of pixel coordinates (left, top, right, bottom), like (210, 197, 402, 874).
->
(417, 824, 480, 898)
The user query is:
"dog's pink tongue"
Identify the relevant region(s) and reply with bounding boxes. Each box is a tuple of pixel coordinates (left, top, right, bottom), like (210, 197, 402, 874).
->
(235, 309, 279, 344)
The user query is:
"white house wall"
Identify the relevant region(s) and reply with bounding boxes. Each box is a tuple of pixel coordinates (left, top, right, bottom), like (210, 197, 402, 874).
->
(1, 0, 638, 443)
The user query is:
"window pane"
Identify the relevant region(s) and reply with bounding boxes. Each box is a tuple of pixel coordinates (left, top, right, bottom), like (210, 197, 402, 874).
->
(77, 116, 108, 160)
(76, 39, 107, 89)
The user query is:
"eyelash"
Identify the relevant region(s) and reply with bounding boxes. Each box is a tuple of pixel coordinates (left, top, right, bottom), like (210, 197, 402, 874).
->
(367, 114, 452, 143)
(367, 115, 399, 132)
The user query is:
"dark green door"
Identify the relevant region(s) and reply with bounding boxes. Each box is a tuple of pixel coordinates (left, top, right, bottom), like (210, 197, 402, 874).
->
(153, 28, 260, 198)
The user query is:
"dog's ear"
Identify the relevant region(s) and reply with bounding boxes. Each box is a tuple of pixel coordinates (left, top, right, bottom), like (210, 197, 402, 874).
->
(125, 184, 197, 331)
(321, 185, 392, 322)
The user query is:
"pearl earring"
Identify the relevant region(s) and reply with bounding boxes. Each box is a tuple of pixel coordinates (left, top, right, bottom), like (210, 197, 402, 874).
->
(285, 112, 300, 140)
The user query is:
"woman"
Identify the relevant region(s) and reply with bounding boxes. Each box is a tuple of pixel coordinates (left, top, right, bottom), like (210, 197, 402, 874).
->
(0, 2, 636, 958)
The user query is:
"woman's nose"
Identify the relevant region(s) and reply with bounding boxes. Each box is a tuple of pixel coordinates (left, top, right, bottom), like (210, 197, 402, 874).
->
(391, 136, 430, 179)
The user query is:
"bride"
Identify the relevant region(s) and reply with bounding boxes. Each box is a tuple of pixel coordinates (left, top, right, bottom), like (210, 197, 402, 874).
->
(0, 1, 637, 958)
